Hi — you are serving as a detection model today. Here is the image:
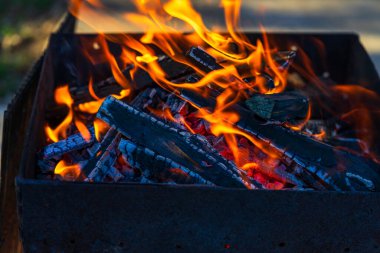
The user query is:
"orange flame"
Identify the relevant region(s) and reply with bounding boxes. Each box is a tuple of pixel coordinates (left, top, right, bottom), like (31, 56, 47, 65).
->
(45, 85, 74, 143)
(54, 160, 82, 180)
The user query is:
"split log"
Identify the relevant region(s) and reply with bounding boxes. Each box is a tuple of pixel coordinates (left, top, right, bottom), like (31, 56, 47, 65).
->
(245, 91, 309, 123)
(80, 127, 119, 178)
(70, 56, 193, 104)
(119, 139, 214, 185)
(96, 96, 262, 189)
(177, 89, 380, 191)
(38, 127, 95, 173)
(186, 47, 297, 90)
(80, 88, 160, 179)
(86, 133, 123, 182)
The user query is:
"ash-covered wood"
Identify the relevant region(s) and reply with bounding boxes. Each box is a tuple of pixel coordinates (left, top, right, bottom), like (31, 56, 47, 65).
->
(86, 133, 123, 182)
(177, 89, 380, 191)
(97, 96, 262, 189)
(39, 127, 95, 160)
(245, 91, 309, 123)
(38, 127, 96, 173)
(119, 139, 214, 185)
(80, 127, 119, 177)
(70, 56, 193, 104)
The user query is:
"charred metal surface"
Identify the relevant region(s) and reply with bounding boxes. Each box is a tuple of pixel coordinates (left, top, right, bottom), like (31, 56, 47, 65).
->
(97, 96, 261, 188)
(179, 89, 380, 191)
(17, 179, 380, 253)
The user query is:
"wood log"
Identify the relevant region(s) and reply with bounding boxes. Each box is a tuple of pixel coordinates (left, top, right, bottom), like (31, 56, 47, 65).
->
(80, 88, 159, 179)
(80, 127, 118, 178)
(38, 127, 96, 173)
(245, 91, 309, 123)
(119, 139, 214, 185)
(177, 89, 380, 191)
(96, 96, 262, 189)
(86, 133, 122, 182)
(186, 47, 278, 90)
(70, 56, 193, 104)
(186, 46, 223, 72)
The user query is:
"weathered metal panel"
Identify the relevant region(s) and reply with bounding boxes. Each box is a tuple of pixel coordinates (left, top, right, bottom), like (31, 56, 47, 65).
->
(17, 178, 380, 253)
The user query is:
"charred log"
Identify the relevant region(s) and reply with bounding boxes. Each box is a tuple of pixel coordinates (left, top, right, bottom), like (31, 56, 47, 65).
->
(96, 96, 262, 189)
(38, 127, 96, 173)
(245, 91, 309, 123)
(86, 133, 123, 182)
(70, 56, 193, 104)
(177, 89, 380, 191)
(80, 127, 119, 178)
(119, 139, 214, 185)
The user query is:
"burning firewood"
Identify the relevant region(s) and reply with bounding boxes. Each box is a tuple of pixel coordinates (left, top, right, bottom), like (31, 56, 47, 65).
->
(96, 96, 262, 189)
(177, 89, 380, 191)
(38, 127, 96, 173)
(119, 139, 214, 185)
(86, 132, 123, 182)
(70, 56, 193, 104)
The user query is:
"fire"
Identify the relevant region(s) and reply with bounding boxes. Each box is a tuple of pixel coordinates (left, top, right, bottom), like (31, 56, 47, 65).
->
(41, 0, 378, 188)
(45, 85, 74, 143)
(54, 160, 82, 180)
(62, 0, 301, 186)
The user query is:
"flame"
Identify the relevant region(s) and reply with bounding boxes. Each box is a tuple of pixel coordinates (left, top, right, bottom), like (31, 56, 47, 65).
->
(196, 89, 278, 165)
(54, 160, 82, 180)
(45, 85, 74, 143)
(60, 0, 380, 188)
(94, 118, 108, 141)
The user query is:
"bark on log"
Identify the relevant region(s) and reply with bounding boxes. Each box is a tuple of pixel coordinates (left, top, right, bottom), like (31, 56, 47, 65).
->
(96, 96, 262, 189)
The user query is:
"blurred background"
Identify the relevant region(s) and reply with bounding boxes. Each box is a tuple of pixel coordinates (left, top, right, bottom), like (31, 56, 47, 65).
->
(1, 0, 380, 156)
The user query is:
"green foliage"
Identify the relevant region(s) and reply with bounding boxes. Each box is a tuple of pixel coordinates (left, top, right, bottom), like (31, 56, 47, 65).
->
(1, 0, 53, 12)
(0, 0, 61, 99)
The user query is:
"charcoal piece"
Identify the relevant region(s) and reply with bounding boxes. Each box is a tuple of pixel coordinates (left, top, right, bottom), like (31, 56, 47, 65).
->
(245, 91, 309, 123)
(164, 94, 187, 114)
(38, 127, 95, 173)
(186, 46, 223, 72)
(80, 127, 119, 177)
(70, 56, 193, 104)
(106, 166, 124, 182)
(80, 89, 155, 178)
(119, 139, 214, 185)
(40, 127, 95, 160)
(97, 96, 262, 189)
(177, 89, 380, 191)
(86, 133, 122, 182)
